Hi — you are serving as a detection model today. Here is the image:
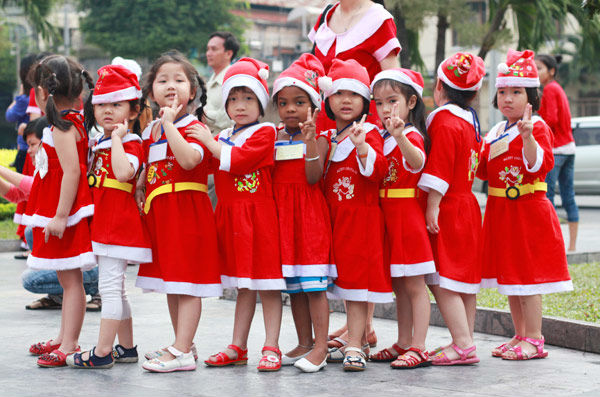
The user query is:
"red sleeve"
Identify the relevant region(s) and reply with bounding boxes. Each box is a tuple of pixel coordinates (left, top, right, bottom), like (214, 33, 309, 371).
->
(360, 129, 387, 182)
(368, 18, 401, 61)
(122, 140, 144, 175)
(219, 125, 276, 175)
(419, 116, 456, 194)
(526, 121, 555, 178)
(475, 140, 488, 181)
(538, 84, 560, 135)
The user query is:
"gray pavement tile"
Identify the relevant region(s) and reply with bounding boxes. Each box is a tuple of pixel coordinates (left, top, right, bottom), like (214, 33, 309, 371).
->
(1, 252, 600, 397)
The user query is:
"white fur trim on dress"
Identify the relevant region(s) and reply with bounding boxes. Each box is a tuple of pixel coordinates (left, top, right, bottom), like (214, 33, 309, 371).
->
(92, 86, 142, 104)
(357, 145, 376, 177)
(13, 213, 23, 225)
(426, 103, 476, 130)
(135, 276, 223, 298)
(125, 153, 140, 174)
(27, 251, 96, 272)
(188, 143, 205, 160)
(331, 123, 378, 162)
(22, 204, 94, 228)
(272, 76, 321, 108)
(219, 144, 233, 172)
(496, 280, 573, 296)
(329, 284, 394, 303)
(522, 142, 544, 173)
(390, 260, 436, 278)
(26, 105, 42, 115)
(325, 78, 370, 101)
(282, 264, 337, 278)
(437, 63, 483, 92)
(222, 75, 269, 111)
(495, 76, 540, 88)
(220, 275, 286, 291)
(418, 173, 449, 195)
(92, 241, 152, 264)
(480, 278, 498, 288)
(439, 275, 481, 294)
(371, 69, 423, 97)
(402, 148, 425, 173)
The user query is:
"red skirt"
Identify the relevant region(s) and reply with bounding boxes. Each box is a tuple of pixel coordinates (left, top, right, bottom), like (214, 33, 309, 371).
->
(136, 191, 222, 297)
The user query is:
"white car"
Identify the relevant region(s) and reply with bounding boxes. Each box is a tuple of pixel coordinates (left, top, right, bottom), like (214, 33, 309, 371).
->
(472, 116, 600, 195)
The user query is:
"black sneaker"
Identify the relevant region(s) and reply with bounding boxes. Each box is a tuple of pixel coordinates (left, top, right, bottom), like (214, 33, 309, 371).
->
(113, 345, 139, 363)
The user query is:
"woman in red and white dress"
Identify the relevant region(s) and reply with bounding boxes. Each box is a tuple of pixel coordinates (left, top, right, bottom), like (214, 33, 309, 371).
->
(417, 53, 485, 366)
(479, 49, 572, 360)
(25, 55, 95, 367)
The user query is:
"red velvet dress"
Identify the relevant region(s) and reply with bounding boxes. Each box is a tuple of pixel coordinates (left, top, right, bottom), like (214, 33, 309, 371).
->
(136, 115, 222, 297)
(477, 118, 572, 295)
(24, 111, 94, 270)
(323, 123, 392, 302)
(417, 104, 482, 293)
(14, 152, 34, 241)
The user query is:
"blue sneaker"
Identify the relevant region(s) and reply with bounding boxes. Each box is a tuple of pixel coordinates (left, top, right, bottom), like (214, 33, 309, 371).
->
(66, 347, 114, 369)
(113, 345, 138, 363)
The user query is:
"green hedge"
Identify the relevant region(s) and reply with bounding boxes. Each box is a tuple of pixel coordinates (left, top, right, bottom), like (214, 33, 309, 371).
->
(0, 202, 16, 221)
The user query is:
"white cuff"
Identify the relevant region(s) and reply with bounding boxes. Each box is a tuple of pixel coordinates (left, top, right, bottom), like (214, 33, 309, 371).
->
(219, 144, 232, 172)
(523, 141, 543, 173)
(373, 38, 401, 62)
(189, 143, 205, 161)
(357, 145, 376, 177)
(402, 149, 425, 173)
(125, 154, 140, 174)
(418, 173, 449, 195)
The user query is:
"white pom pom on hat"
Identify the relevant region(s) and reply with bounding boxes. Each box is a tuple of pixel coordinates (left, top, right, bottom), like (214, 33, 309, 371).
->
(318, 76, 333, 93)
(258, 68, 269, 80)
(497, 63, 510, 75)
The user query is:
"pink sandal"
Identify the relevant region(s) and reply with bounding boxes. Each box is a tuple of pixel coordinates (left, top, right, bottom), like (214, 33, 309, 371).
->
(431, 343, 479, 366)
(501, 336, 548, 360)
(492, 335, 522, 357)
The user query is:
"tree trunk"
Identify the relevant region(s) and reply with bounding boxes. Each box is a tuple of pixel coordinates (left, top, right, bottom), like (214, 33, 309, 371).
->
(435, 10, 449, 68)
(478, 5, 508, 60)
(391, 3, 411, 68)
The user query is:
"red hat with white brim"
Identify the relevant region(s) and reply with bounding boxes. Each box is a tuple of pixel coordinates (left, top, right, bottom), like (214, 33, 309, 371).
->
(437, 52, 485, 91)
(496, 49, 540, 88)
(272, 53, 326, 108)
(92, 64, 142, 105)
(371, 68, 424, 98)
(322, 58, 370, 101)
(222, 57, 270, 110)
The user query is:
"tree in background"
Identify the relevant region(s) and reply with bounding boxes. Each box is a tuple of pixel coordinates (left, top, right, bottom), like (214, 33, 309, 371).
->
(78, 0, 246, 60)
(0, 0, 56, 40)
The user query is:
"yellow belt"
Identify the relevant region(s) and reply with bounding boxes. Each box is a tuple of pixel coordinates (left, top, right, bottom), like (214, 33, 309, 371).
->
(488, 182, 547, 200)
(88, 174, 133, 194)
(379, 188, 416, 199)
(144, 182, 208, 214)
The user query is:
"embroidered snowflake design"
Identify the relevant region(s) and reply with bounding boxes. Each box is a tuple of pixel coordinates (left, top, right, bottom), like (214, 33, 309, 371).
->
(235, 171, 260, 193)
(383, 158, 399, 187)
(35, 146, 48, 179)
(499, 165, 523, 187)
(332, 176, 355, 201)
(468, 149, 479, 181)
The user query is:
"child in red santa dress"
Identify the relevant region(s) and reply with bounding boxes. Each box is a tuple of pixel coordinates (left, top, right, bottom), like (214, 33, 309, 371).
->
(188, 58, 285, 372)
(479, 49, 573, 360)
(417, 52, 485, 366)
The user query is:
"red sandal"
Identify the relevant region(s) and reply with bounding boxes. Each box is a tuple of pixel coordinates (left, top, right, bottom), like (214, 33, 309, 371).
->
(368, 343, 408, 362)
(29, 340, 60, 356)
(257, 346, 281, 372)
(390, 347, 432, 369)
(37, 347, 80, 367)
(204, 344, 248, 367)
(501, 336, 548, 360)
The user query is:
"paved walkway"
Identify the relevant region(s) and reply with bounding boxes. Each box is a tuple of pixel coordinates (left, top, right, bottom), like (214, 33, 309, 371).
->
(1, 252, 599, 397)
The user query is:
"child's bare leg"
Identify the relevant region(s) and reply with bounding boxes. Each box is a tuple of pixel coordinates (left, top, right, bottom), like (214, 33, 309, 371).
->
(117, 318, 134, 348)
(158, 294, 202, 361)
(56, 269, 86, 353)
(329, 300, 348, 338)
(304, 291, 329, 365)
(346, 301, 368, 357)
(393, 278, 412, 348)
(504, 295, 543, 358)
(258, 290, 283, 368)
(366, 302, 375, 337)
(460, 292, 477, 338)
(404, 275, 430, 352)
(167, 294, 179, 337)
(286, 292, 313, 357)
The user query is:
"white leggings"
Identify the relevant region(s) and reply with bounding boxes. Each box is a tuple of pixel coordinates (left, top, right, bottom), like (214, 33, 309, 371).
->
(98, 256, 132, 320)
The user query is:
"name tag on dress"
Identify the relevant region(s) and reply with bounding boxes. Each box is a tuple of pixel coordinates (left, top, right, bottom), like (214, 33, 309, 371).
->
(328, 142, 338, 161)
(275, 142, 304, 161)
(148, 140, 168, 163)
(489, 135, 509, 160)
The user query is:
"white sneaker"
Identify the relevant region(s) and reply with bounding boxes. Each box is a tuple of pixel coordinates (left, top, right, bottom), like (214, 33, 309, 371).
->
(142, 346, 196, 373)
(294, 357, 327, 373)
(144, 343, 198, 361)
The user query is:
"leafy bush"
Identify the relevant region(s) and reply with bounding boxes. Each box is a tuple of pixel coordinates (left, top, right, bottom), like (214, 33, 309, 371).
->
(0, 202, 16, 221)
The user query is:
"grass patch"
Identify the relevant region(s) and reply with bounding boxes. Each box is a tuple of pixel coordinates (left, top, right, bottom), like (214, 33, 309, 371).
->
(0, 218, 17, 239)
(475, 263, 600, 323)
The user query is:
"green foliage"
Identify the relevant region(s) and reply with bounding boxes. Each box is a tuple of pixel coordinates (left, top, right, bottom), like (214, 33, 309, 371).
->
(0, 202, 16, 221)
(78, 0, 246, 60)
(0, 218, 16, 239)
(0, 24, 16, 93)
(0, 0, 57, 40)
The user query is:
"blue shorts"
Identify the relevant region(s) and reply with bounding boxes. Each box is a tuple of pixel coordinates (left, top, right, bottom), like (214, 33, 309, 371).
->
(285, 276, 329, 294)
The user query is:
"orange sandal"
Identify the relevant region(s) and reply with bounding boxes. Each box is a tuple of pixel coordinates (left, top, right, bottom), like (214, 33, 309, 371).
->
(368, 343, 408, 362)
(257, 346, 281, 372)
(204, 344, 248, 367)
(390, 347, 431, 369)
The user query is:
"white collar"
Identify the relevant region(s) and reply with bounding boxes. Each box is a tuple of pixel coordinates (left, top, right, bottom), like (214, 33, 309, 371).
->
(331, 122, 378, 162)
(92, 133, 142, 152)
(382, 125, 421, 156)
(485, 116, 545, 144)
(142, 114, 198, 140)
(218, 122, 276, 147)
(426, 103, 476, 129)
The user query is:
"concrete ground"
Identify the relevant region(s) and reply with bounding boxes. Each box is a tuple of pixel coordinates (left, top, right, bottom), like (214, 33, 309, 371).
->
(1, 252, 599, 397)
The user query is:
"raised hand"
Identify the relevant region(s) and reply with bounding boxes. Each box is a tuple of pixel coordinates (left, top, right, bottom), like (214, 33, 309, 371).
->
(348, 114, 367, 148)
(112, 119, 129, 139)
(186, 123, 212, 144)
(517, 103, 533, 140)
(299, 108, 319, 143)
(159, 92, 183, 125)
(385, 103, 406, 138)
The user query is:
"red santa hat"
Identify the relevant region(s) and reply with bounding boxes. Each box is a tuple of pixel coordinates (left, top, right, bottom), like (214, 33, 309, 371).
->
(496, 49, 540, 88)
(111, 56, 142, 81)
(371, 68, 424, 98)
(322, 58, 370, 101)
(437, 52, 485, 91)
(91, 64, 142, 105)
(272, 53, 326, 108)
(222, 57, 270, 111)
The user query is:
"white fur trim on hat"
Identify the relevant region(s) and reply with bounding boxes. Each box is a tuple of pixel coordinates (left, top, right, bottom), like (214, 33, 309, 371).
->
(92, 86, 143, 104)
(324, 78, 371, 101)
(495, 76, 540, 88)
(272, 77, 322, 108)
(437, 63, 483, 91)
(222, 75, 269, 112)
(371, 70, 423, 98)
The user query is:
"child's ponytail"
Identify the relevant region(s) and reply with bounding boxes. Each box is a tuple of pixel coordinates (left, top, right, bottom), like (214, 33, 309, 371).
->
(195, 75, 207, 121)
(82, 69, 96, 133)
(45, 72, 72, 131)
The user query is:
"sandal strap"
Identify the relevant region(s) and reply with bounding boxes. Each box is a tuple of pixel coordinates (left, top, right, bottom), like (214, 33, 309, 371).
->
(520, 336, 545, 354)
(261, 346, 282, 359)
(226, 344, 248, 358)
(407, 347, 429, 361)
(451, 343, 476, 360)
(344, 346, 365, 357)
